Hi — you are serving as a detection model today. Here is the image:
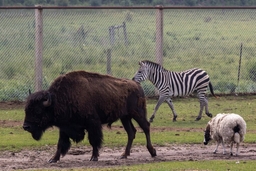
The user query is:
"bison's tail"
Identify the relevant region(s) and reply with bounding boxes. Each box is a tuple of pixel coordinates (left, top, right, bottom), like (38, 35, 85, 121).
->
(209, 81, 218, 98)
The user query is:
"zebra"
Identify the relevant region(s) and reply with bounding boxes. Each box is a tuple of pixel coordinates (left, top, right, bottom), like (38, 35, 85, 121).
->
(132, 60, 217, 122)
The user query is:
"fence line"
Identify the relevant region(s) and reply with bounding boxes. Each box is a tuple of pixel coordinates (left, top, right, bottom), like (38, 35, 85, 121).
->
(32, 6, 165, 91)
(35, 5, 43, 91)
(1, 6, 256, 100)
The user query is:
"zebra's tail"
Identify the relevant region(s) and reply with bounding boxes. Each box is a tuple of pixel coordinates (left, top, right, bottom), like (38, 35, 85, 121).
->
(209, 82, 218, 98)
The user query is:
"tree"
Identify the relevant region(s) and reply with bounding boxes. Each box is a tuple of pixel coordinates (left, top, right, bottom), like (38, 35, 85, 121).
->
(57, 0, 69, 6)
(90, 0, 101, 6)
(24, 0, 35, 6)
(185, 0, 197, 6)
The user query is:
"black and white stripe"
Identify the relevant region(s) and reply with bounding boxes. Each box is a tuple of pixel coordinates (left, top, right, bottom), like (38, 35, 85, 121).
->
(132, 60, 216, 122)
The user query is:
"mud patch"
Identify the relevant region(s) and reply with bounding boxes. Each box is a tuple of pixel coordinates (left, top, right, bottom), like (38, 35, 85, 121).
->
(1, 143, 256, 170)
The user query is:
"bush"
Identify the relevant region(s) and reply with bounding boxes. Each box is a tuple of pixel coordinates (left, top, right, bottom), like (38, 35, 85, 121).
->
(214, 81, 237, 93)
(248, 62, 256, 83)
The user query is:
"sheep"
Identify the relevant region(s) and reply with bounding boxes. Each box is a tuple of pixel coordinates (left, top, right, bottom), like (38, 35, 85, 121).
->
(203, 113, 246, 156)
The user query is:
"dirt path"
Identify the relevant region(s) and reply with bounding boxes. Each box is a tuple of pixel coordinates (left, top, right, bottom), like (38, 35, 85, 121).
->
(1, 143, 256, 170)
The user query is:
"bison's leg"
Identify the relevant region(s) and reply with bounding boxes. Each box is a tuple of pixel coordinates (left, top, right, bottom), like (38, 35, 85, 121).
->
(120, 118, 136, 159)
(87, 121, 103, 161)
(133, 115, 157, 157)
(49, 130, 71, 163)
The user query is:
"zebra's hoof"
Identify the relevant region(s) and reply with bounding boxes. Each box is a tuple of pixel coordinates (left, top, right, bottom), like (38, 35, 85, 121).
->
(149, 118, 154, 123)
(173, 116, 177, 122)
(195, 117, 201, 121)
(207, 113, 213, 118)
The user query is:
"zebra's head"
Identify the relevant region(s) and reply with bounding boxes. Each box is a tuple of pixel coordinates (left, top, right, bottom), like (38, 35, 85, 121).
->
(203, 124, 212, 145)
(132, 61, 149, 83)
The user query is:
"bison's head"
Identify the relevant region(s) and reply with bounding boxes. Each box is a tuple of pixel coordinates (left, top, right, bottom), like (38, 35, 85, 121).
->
(203, 124, 212, 145)
(23, 90, 54, 141)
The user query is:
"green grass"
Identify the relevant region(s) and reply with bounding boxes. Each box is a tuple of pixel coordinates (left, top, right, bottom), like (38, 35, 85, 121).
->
(1, 9, 256, 100)
(15, 160, 256, 171)
(1, 96, 256, 149)
(1, 96, 256, 170)
(46, 160, 256, 171)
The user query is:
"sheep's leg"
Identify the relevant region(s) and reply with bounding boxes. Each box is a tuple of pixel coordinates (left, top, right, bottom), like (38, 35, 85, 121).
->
(166, 97, 178, 121)
(222, 141, 226, 155)
(236, 143, 240, 156)
(230, 142, 234, 156)
(213, 142, 220, 153)
(149, 96, 167, 122)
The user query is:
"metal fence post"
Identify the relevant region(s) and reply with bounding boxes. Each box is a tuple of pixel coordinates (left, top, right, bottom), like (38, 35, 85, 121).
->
(155, 5, 163, 65)
(106, 48, 112, 75)
(123, 22, 128, 45)
(35, 5, 43, 92)
(155, 5, 163, 96)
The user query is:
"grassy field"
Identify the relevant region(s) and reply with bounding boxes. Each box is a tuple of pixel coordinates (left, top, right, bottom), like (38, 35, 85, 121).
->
(1, 9, 256, 100)
(1, 95, 256, 170)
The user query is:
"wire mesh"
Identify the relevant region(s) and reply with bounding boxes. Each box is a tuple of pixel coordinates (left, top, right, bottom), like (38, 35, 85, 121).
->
(0, 8, 256, 101)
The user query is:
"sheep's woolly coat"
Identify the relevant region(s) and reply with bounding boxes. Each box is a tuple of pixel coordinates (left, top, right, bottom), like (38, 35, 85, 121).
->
(204, 113, 246, 155)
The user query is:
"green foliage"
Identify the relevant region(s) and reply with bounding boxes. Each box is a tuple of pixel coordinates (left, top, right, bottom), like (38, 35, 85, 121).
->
(248, 62, 256, 83)
(57, 0, 69, 6)
(0, 80, 32, 101)
(214, 81, 237, 93)
(90, 0, 101, 6)
(3, 0, 256, 6)
(1, 10, 256, 101)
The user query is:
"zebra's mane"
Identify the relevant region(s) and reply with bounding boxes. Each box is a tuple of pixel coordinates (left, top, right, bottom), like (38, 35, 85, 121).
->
(141, 60, 166, 71)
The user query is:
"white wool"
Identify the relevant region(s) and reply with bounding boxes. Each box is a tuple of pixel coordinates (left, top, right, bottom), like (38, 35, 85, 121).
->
(207, 113, 246, 155)
(234, 133, 240, 143)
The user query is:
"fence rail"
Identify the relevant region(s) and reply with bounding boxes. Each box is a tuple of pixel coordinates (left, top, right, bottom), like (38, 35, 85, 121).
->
(1, 6, 256, 101)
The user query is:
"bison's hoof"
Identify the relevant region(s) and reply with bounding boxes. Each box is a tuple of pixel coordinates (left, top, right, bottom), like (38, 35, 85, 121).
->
(120, 155, 127, 159)
(90, 156, 98, 161)
(151, 149, 157, 157)
(48, 158, 58, 163)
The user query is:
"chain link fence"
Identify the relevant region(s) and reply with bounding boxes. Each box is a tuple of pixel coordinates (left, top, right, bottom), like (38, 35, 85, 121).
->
(1, 7, 256, 101)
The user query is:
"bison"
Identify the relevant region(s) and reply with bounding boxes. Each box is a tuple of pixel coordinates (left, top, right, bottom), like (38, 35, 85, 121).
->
(23, 70, 156, 162)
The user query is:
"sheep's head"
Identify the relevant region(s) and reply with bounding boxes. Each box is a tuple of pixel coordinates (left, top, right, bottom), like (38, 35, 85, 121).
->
(204, 124, 211, 145)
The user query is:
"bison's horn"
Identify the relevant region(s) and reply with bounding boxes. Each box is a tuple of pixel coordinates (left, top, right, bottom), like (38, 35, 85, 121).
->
(43, 93, 52, 107)
(29, 89, 31, 95)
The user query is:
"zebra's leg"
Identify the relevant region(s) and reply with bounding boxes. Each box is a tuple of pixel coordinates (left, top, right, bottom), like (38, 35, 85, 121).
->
(196, 97, 212, 121)
(149, 96, 167, 122)
(166, 98, 178, 121)
(203, 97, 213, 118)
(196, 99, 204, 121)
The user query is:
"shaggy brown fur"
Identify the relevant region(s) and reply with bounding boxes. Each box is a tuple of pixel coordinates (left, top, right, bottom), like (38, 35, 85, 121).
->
(23, 70, 156, 163)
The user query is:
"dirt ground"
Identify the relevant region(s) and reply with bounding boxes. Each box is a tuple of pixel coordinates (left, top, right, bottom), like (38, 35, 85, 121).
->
(1, 101, 256, 170)
(1, 143, 256, 170)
